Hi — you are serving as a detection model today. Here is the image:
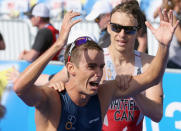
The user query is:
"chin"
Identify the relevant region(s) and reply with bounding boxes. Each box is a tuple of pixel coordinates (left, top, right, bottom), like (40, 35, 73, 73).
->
(116, 46, 126, 52)
(89, 90, 98, 96)
(89, 92, 97, 96)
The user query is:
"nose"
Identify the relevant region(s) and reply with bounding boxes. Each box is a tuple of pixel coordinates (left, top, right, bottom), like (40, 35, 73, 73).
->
(118, 29, 126, 36)
(95, 67, 103, 78)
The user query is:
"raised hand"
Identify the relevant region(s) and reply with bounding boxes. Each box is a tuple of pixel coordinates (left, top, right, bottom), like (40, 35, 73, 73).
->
(56, 11, 81, 46)
(146, 8, 179, 47)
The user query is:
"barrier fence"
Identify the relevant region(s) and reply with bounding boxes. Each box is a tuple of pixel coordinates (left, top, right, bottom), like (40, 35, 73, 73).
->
(0, 19, 100, 60)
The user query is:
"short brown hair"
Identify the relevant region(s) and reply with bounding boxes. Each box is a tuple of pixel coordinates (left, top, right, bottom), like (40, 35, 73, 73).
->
(111, 1, 146, 31)
(64, 38, 103, 67)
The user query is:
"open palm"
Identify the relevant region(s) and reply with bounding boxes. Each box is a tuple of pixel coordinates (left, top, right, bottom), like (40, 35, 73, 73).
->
(146, 9, 179, 47)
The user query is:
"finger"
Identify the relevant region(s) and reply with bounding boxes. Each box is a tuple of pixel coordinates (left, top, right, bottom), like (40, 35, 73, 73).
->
(65, 11, 81, 19)
(70, 12, 81, 18)
(159, 8, 164, 21)
(70, 19, 82, 27)
(61, 82, 65, 89)
(168, 10, 173, 26)
(163, 9, 169, 22)
(59, 82, 65, 92)
(47, 84, 53, 88)
(145, 21, 155, 33)
(55, 83, 60, 91)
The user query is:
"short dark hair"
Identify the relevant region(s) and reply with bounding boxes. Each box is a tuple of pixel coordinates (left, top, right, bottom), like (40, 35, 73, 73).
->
(64, 38, 103, 66)
(111, 1, 146, 31)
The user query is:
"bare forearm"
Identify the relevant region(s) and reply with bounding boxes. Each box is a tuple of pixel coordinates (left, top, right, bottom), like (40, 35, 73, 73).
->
(143, 44, 169, 84)
(133, 94, 163, 122)
(120, 44, 169, 97)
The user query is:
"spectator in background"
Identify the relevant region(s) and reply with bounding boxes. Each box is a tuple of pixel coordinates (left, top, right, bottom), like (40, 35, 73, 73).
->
(86, 0, 148, 53)
(154, 0, 181, 69)
(18, 3, 61, 62)
(85, 0, 112, 48)
(167, 0, 181, 69)
(0, 32, 5, 50)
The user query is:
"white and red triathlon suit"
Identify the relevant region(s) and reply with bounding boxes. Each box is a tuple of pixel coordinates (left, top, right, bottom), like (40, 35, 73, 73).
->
(102, 48, 144, 131)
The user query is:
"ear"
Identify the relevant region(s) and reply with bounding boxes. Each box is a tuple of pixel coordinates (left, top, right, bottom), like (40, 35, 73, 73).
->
(37, 16, 41, 22)
(66, 62, 76, 76)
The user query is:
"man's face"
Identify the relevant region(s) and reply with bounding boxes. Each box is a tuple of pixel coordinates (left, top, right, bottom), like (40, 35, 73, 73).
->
(108, 12, 138, 52)
(72, 49, 105, 96)
(95, 14, 110, 30)
(30, 16, 40, 27)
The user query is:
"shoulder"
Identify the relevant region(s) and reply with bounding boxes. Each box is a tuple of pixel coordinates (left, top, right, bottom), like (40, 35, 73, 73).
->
(39, 27, 52, 32)
(38, 28, 52, 35)
(37, 86, 60, 110)
(140, 52, 154, 71)
(35, 87, 61, 129)
(36, 28, 53, 41)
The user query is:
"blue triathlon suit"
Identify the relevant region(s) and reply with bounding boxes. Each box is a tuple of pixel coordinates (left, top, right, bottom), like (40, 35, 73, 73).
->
(58, 91, 102, 131)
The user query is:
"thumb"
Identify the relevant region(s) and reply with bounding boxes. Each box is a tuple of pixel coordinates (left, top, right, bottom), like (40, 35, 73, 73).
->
(145, 21, 155, 34)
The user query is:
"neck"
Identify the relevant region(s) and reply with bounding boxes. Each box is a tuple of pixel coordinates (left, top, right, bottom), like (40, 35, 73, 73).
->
(38, 22, 50, 29)
(65, 82, 90, 107)
(108, 45, 135, 66)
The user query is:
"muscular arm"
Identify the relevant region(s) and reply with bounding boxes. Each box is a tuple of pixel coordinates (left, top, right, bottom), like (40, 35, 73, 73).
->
(14, 42, 65, 106)
(113, 43, 168, 98)
(133, 82, 163, 122)
(13, 11, 81, 107)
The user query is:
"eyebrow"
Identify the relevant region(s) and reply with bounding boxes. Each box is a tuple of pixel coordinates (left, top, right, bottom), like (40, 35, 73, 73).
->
(88, 63, 105, 67)
(110, 22, 138, 28)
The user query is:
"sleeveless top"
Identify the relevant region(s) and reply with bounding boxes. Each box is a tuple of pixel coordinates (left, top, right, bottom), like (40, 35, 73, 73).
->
(102, 48, 144, 131)
(58, 91, 102, 131)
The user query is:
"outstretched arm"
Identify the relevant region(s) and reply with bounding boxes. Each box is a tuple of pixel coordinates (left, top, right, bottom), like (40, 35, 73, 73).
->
(133, 82, 163, 122)
(13, 11, 81, 106)
(113, 9, 178, 98)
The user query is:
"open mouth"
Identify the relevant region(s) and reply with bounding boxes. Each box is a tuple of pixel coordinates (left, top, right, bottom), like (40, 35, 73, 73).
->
(89, 81, 99, 87)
